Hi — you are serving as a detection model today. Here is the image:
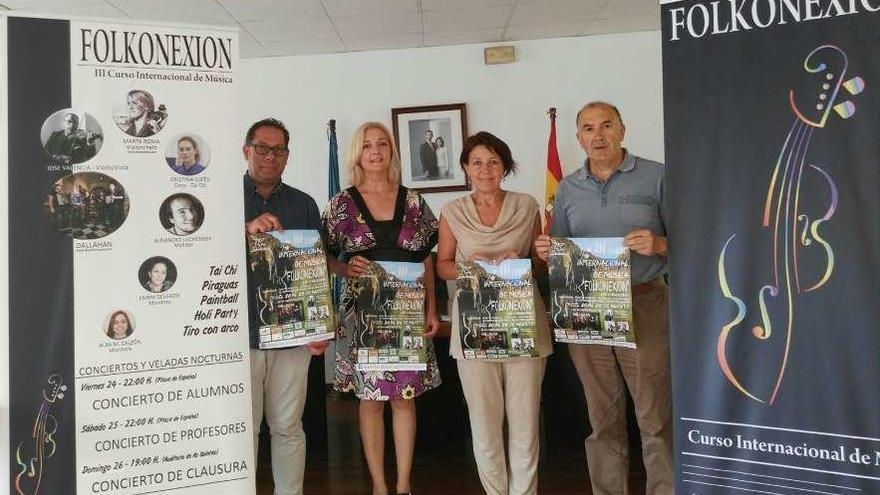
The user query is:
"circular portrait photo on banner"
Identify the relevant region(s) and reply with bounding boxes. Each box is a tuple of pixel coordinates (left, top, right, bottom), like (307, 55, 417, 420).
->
(165, 134, 210, 175)
(40, 109, 103, 164)
(113, 89, 168, 137)
(159, 193, 204, 236)
(44, 172, 130, 239)
(139, 256, 178, 293)
(104, 309, 135, 340)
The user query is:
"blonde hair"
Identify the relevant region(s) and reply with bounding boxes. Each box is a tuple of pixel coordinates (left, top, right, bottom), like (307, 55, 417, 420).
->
(347, 122, 401, 187)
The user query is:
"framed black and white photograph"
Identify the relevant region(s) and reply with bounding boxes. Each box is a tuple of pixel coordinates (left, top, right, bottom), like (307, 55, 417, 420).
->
(391, 103, 468, 193)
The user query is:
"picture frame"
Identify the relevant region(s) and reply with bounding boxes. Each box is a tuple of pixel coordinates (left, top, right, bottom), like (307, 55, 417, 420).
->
(391, 103, 469, 193)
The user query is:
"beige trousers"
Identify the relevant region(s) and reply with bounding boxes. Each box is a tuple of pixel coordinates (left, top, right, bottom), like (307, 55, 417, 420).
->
(568, 282, 673, 495)
(250, 346, 312, 495)
(457, 357, 547, 495)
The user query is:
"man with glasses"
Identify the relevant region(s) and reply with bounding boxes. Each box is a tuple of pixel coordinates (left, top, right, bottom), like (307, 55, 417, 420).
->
(243, 118, 328, 495)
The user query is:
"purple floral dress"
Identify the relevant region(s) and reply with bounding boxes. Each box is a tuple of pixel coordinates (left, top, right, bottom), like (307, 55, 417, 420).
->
(322, 186, 442, 400)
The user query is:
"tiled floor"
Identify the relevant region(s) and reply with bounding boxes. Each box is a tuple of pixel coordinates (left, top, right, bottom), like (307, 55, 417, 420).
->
(255, 394, 646, 494)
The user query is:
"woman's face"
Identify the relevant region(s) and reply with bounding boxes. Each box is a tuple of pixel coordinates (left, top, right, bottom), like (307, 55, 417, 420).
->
(436, 138, 444, 148)
(465, 145, 504, 194)
(111, 313, 129, 338)
(149, 262, 167, 288)
(178, 140, 196, 166)
(127, 94, 148, 118)
(359, 127, 392, 174)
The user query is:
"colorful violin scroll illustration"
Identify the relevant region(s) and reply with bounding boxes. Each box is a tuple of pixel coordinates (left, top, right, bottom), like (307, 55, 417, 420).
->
(14, 373, 67, 495)
(716, 45, 864, 405)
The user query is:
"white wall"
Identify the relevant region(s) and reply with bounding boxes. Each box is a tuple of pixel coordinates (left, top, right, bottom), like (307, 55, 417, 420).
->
(239, 31, 664, 214)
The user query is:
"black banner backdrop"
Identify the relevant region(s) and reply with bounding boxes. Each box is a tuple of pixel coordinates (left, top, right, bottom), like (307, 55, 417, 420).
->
(8, 17, 76, 495)
(662, 1, 879, 493)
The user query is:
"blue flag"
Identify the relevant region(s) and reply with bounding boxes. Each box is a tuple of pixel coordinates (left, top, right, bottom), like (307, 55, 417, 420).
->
(328, 119, 340, 199)
(327, 120, 342, 306)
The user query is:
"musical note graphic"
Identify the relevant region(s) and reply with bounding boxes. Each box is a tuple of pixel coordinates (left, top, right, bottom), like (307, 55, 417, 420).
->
(716, 45, 864, 405)
(14, 373, 67, 495)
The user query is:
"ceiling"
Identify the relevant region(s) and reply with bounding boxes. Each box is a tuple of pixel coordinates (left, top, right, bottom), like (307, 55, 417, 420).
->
(0, 0, 660, 58)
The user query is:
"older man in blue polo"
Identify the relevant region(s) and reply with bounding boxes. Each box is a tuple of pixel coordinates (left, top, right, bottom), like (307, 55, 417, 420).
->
(535, 101, 672, 495)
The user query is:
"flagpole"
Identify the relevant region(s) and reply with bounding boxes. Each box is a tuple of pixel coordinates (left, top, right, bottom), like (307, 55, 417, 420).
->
(327, 119, 342, 307)
(544, 107, 562, 235)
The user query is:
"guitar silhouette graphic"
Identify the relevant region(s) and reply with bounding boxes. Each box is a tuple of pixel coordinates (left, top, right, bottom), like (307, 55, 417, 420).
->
(15, 374, 66, 495)
(716, 45, 864, 404)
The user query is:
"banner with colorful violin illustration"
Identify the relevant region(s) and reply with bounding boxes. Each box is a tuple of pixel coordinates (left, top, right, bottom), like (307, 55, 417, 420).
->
(662, 1, 880, 493)
(2, 14, 254, 495)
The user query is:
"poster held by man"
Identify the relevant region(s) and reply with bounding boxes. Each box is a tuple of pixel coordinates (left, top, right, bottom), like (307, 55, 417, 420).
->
(548, 237, 634, 348)
(247, 229, 335, 349)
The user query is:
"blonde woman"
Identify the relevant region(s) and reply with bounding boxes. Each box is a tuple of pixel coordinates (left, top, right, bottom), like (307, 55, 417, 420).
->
(322, 122, 441, 495)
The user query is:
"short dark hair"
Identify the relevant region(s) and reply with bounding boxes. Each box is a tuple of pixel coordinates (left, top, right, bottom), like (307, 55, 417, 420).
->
(160, 193, 203, 229)
(459, 131, 517, 178)
(575, 101, 623, 128)
(245, 118, 289, 147)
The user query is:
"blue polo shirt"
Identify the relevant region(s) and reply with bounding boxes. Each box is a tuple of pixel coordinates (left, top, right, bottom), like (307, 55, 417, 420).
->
(550, 151, 667, 284)
(243, 172, 321, 349)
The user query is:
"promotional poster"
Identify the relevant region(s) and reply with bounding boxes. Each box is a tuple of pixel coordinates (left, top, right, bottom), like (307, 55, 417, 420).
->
(548, 237, 635, 348)
(662, 1, 880, 492)
(3, 15, 254, 495)
(456, 259, 538, 360)
(353, 261, 427, 371)
(247, 230, 334, 350)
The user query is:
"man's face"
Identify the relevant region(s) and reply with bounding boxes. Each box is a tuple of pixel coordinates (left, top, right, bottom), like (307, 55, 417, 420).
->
(576, 105, 626, 165)
(178, 140, 196, 166)
(243, 126, 288, 187)
(425, 130, 433, 142)
(63, 115, 77, 134)
(168, 197, 198, 234)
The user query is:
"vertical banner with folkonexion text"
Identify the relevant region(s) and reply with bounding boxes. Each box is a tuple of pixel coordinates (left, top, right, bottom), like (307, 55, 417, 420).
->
(662, 1, 879, 493)
(4, 14, 255, 495)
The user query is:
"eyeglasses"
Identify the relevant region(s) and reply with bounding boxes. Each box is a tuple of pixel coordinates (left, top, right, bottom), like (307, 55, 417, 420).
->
(248, 143, 290, 157)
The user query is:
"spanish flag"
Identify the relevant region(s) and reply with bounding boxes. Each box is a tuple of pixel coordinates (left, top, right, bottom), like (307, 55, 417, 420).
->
(544, 108, 563, 233)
